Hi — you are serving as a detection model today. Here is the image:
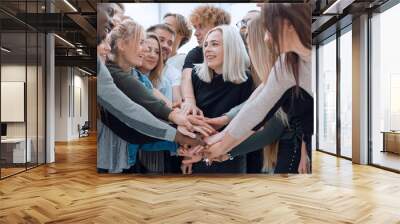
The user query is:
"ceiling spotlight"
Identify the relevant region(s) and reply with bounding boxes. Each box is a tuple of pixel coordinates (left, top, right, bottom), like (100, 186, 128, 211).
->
(63, 0, 78, 12)
(54, 34, 75, 48)
(1, 47, 11, 53)
(78, 67, 92, 76)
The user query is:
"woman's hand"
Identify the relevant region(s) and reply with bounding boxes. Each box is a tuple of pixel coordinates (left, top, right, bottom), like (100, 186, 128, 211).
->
(174, 129, 205, 147)
(169, 109, 193, 131)
(181, 101, 204, 117)
(180, 145, 205, 165)
(187, 115, 216, 137)
(204, 115, 230, 130)
(204, 131, 225, 145)
(204, 141, 229, 161)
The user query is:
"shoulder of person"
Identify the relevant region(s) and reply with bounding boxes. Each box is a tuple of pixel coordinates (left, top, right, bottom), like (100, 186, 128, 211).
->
(105, 62, 128, 77)
(187, 46, 202, 58)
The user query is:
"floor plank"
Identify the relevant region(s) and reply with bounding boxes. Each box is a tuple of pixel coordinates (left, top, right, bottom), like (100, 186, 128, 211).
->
(0, 135, 399, 223)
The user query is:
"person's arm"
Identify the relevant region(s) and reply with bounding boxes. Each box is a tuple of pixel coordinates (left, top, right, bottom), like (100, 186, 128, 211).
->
(180, 48, 204, 116)
(229, 115, 286, 157)
(165, 65, 183, 104)
(97, 58, 176, 141)
(225, 83, 265, 120)
(204, 83, 265, 130)
(111, 67, 172, 121)
(172, 86, 182, 104)
(180, 68, 203, 116)
(205, 61, 296, 158)
(153, 89, 172, 109)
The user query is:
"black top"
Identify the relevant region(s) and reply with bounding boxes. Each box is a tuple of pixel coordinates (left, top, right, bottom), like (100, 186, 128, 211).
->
(191, 69, 254, 173)
(253, 87, 314, 156)
(192, 69, 254, 120)
(182, 46, 203, 70)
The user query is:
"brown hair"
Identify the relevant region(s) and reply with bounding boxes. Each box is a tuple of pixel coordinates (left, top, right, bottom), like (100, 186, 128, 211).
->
(246, 15, 281, 171)
(109, 18, 144, 63)
(163, 13, 193, 48)
(189, 5, 231, 28)
(261, 3, 311, 94)
(145, 33, 164, 88)
(146, 23, 176, 38)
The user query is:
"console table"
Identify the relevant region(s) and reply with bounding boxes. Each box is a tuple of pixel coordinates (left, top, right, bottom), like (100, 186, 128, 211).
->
(381, 131, 400, 154)
(1, 138, 32, 164)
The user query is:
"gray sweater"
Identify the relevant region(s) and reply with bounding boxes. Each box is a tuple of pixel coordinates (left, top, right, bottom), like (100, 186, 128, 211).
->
(97, 57, 176, 141)
(226, 54, 312, 139)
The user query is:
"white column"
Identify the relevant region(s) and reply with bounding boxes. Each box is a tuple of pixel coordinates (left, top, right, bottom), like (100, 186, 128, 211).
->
(46, 32, 55, 163)
(45, 0, 55, 163)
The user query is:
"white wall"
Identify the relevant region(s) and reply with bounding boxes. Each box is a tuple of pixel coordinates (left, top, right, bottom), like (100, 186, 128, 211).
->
(54, 67, 89, 141)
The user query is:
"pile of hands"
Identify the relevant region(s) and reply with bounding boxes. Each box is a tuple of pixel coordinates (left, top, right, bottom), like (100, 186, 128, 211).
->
(170, 102, 311, 174)
(170, 102, 231, 174)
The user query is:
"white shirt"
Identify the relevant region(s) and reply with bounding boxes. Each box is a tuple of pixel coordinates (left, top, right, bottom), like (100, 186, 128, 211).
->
(162, 62, 182, 87)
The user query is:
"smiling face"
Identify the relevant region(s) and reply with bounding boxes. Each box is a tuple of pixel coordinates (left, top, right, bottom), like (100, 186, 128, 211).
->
(153, 28, 174, 61)
(193, 23, 214, 47)
(97, 3, 116, 45)
(141, 38, 160, 72)
(204, 30, 223, 73)
(119, 30, 146, 67)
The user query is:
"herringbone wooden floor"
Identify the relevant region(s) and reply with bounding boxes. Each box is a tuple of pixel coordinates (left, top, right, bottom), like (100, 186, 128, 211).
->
(1, 135, 400, 224)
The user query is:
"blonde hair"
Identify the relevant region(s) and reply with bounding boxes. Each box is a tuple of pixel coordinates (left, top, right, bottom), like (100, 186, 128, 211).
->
(145, 33, 164, 88)
(247, 15, 276, 83)
(189, 5, 230, 28)
(195, 25, 249, 84)
(261, 109, 289, 173)
(246, 16, 288, 173)
(109, 18, 144, 63)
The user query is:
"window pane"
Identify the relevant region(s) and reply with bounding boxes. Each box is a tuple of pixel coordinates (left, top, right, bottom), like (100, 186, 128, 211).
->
(371, 3, 400, 171)
(340, 30, 352, 158)
(1, 31, 27, 177)
(318, 38, 337, 154)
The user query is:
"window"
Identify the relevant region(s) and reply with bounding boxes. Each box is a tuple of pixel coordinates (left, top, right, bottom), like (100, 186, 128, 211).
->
(370, 2, 400, 171)
(339, 29, 352, 158)
(318, 37, 337, 154)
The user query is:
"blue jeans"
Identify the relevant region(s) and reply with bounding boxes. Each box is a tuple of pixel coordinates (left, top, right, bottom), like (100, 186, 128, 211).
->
(127, 141, 178, 165)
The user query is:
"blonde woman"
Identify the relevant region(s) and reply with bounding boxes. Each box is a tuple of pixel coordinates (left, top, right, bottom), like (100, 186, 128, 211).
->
(199, 16, 290, 174)
(186, 25, 254, 173)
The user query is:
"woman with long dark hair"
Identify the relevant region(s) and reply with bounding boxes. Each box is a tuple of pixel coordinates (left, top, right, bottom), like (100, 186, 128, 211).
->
(203, 3, 313, 174)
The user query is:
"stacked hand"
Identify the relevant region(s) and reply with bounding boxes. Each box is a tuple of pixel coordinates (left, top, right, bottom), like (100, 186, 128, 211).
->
(172, 107, 310, 175)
